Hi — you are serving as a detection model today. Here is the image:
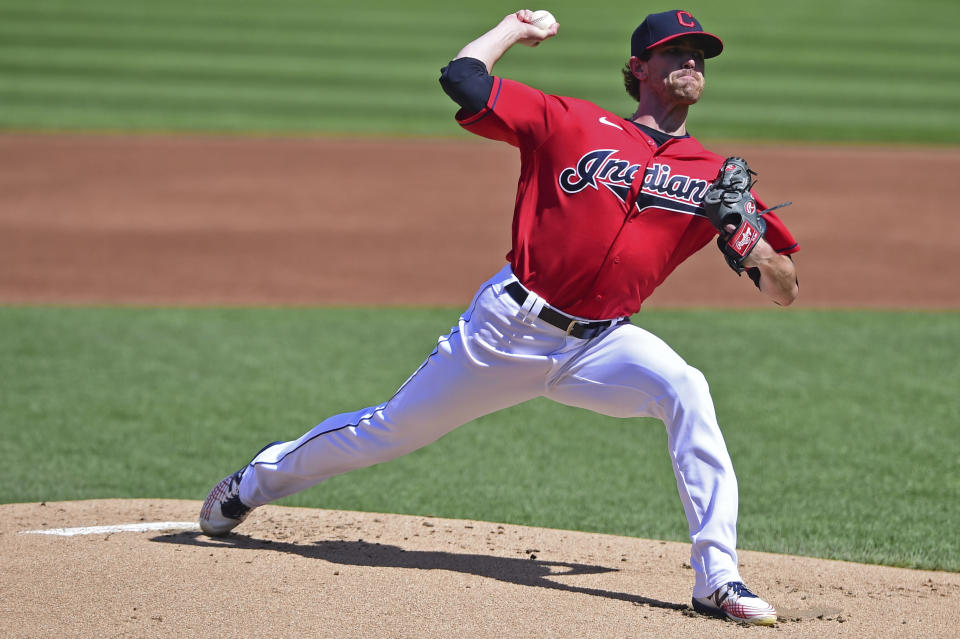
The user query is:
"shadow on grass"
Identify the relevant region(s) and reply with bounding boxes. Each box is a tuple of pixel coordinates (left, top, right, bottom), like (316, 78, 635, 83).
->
(153, 531, 688, 613)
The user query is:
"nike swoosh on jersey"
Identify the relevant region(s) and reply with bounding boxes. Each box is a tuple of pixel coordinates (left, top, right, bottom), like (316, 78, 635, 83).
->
(599, 116, 624, 131)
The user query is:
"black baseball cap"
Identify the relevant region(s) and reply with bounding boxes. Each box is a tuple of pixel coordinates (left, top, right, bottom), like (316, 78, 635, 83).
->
(630, 10, 723, 59)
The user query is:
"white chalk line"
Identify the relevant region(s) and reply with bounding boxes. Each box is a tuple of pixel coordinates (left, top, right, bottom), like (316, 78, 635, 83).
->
(20, 521, 200, 536)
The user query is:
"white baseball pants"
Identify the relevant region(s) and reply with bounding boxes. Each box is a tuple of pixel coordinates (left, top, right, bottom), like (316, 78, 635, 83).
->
(239, 264, 743, 597)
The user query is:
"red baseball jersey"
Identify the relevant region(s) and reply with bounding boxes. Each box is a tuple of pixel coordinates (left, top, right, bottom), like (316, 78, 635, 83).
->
(457, 76, 799, 320)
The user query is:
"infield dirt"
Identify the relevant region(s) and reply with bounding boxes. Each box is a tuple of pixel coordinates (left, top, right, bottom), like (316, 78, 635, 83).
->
(2, 134, 959, 308)
(1, 135, 958, 639)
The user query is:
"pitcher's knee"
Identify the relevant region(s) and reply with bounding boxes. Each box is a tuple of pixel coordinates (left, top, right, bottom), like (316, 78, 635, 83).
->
(661, 365, 713, 416)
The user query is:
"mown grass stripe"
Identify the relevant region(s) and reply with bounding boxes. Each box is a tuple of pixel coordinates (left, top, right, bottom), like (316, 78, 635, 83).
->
(0, 111, 463, 136)
(0, 82, 449, 117)
(707, 81, 959, 110)
(0, 0, 957, 142)
(0, 4, 492, 39)
(0, 0, 479, 25)
(719, 24, 960, 49)
(0, 25, 469, 61)
(704, 99, 957, 127)
(0, 55, 442, 92)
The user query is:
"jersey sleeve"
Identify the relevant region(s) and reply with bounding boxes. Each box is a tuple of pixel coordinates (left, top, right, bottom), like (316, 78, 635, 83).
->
(455, 77, 570, 150)
(439, 57, 495, 115)
(754, 195, 800, 254)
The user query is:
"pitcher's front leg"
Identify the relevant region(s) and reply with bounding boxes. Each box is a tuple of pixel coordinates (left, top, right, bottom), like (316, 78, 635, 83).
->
(546, 323, 742, 598)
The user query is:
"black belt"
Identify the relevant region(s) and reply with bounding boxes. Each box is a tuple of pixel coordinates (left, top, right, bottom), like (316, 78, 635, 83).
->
(505, 281, 614, 340)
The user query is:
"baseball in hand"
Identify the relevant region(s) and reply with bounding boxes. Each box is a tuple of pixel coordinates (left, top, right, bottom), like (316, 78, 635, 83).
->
(529, 9, 557, 29)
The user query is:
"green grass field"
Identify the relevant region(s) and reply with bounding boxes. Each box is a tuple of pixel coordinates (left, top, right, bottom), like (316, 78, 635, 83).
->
(2, 307, 957, 571)
(1, 0, 958, 142)
(2, 0, 958, 577)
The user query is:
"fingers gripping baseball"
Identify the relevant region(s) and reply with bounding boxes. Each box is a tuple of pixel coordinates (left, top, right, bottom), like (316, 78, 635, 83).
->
(514, 9, 559, 46)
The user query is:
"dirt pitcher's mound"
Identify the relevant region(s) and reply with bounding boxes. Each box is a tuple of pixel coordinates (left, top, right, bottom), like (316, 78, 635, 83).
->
(3, 500, 958, 638)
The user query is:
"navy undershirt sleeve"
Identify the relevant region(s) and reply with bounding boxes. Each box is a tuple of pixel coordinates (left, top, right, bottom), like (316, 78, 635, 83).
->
(439, 57, 494, 114)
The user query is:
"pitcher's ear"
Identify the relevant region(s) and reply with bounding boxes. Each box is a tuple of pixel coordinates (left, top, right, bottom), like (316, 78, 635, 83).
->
(629, 56, 647, 80)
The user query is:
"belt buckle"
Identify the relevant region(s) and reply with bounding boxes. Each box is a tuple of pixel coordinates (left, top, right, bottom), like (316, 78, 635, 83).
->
(565, 319, 579, 336)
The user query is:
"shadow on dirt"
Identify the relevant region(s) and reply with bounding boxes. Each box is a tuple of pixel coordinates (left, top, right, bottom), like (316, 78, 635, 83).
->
(153, 531, 687, 612)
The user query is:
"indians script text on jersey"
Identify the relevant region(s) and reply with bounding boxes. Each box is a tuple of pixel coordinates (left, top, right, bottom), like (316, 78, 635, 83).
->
(559, 149, 710, 216)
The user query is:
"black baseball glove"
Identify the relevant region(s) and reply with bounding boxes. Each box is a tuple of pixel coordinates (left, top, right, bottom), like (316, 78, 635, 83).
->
(702, 157, 771, 274)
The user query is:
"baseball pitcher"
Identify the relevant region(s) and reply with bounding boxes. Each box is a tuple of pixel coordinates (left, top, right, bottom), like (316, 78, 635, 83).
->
(201, 9, 800, 626)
